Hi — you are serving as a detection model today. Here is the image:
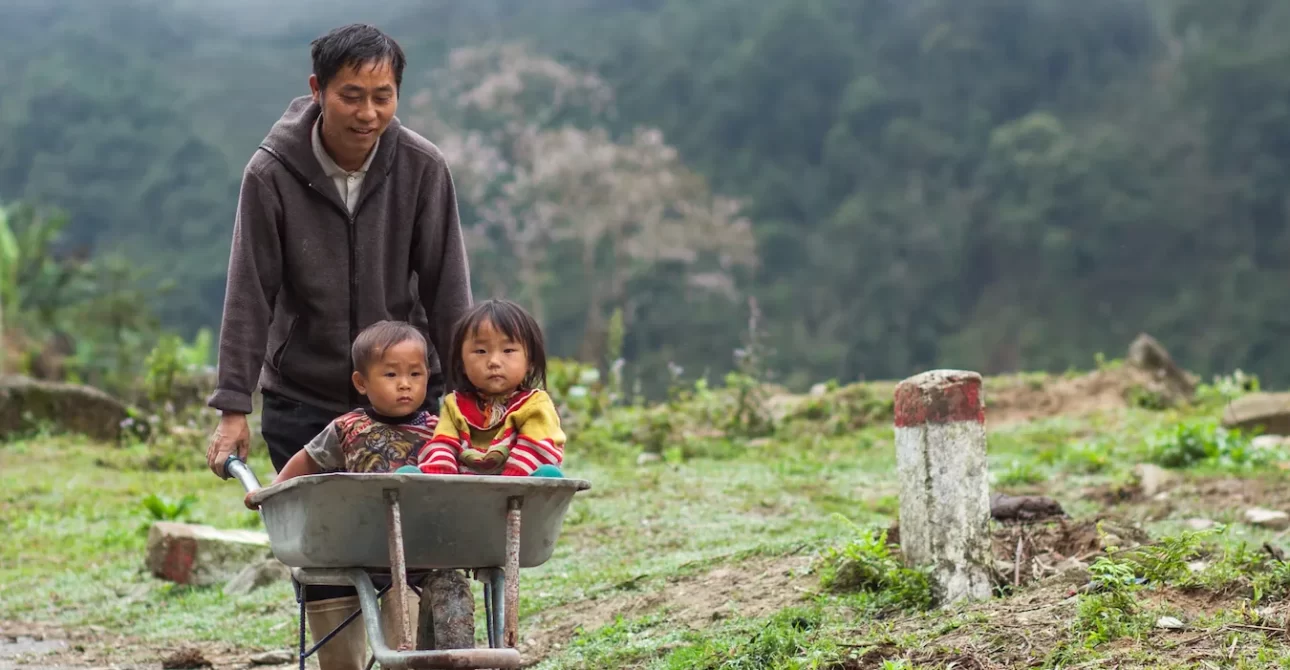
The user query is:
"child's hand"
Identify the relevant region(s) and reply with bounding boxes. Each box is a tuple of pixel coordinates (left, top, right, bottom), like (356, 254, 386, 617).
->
(244, 491, 261, 511)
(460, 449, 506, 471)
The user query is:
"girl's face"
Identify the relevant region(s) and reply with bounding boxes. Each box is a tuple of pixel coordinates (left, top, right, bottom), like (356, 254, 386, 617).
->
(461, 318, 530, 396)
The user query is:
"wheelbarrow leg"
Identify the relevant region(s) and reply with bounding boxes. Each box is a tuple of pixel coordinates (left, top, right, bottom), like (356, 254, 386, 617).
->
(296, 580, 306, 670)
(473, 568, 505, 649)
(489, 569, 506, 649)
(504, 496, 522, 648)
(385, 489, 414, 651)
(480, 573, 496, 649)
(295, 569, 522, 669)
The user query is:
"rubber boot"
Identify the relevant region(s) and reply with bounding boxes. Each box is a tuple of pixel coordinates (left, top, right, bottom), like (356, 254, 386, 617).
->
(305, 596, 368, 670)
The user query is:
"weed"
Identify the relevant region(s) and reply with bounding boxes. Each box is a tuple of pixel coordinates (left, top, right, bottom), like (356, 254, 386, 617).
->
(1146, 418, 1274, 470)
(659, 607, 836, 670)
(817, 520, 933, 613)
(1063, 438, 1114, 474)
(1195, 370, 1261, 408)
(553, 613, 674, 668)
(1073, 553, 1150, 647)
(1116, 527, 1215, 584)
(1126, 384, 1170, 410)
(780, 383, 894, 437)
(996, 460, 1045, 487)
(140, 493, 198, 522)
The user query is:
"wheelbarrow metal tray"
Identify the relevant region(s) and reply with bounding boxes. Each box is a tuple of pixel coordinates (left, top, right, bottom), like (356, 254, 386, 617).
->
(248, 473, 590, 570)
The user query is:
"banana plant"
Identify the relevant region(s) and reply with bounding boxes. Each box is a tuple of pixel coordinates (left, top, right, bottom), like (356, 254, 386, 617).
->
(0, 201, 87, 373)
(0, 203, 15, 370)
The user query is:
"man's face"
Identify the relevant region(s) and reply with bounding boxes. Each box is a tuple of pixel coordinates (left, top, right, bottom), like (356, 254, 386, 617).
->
(310, 58, 398, 167)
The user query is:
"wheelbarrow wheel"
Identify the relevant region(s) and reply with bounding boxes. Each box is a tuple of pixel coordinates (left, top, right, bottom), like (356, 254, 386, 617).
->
(416, 569, 476, 650)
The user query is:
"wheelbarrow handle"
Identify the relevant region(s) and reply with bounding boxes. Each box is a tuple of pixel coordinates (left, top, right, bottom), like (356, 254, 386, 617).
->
(224, 455, 262, 494)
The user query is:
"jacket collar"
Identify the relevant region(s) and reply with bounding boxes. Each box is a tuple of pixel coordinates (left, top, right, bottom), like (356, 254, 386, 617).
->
(454, 389, 538, 431)
(259, 95, 401, 215)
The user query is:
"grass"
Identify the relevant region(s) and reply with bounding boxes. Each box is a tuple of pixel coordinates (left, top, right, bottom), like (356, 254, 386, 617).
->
(6, 368, 1290, 668)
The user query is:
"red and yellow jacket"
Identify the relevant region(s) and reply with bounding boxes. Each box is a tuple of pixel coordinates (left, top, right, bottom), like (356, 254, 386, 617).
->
(418, 388, 565, 476)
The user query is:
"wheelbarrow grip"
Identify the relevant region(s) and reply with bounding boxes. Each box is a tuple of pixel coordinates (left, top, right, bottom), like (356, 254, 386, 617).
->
(224, 455, 262, 494)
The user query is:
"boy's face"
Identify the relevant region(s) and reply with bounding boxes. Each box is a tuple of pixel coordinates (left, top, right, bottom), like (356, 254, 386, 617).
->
(462, 319, 529, 397)
(352, 339, 428, 416)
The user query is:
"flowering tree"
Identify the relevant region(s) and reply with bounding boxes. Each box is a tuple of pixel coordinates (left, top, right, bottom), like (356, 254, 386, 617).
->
(407, 44, 757, 363)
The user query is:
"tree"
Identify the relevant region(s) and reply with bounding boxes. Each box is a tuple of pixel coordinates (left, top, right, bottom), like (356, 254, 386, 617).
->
(407, 44, 757, 371)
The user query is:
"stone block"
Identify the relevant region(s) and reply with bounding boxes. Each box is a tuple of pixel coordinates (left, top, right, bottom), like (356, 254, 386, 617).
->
(145, 521, 270, 586)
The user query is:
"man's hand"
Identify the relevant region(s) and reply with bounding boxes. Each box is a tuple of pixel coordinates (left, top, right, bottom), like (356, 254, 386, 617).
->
(207, 412, 251, 479)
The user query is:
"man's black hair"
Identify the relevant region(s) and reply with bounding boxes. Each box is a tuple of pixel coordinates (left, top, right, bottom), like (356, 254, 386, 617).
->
(310, 24, 406, 91)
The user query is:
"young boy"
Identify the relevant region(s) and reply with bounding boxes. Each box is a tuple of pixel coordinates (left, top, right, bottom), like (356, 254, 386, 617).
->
(248, 320, 438, 489)
(245, 320, 446, 667)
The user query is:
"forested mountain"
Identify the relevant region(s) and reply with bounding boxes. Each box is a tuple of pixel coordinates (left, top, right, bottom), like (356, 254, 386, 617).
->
(3, 0, 1289, 393)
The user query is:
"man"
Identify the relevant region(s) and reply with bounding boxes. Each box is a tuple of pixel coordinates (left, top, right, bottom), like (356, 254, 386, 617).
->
(204, 24, 472, 667)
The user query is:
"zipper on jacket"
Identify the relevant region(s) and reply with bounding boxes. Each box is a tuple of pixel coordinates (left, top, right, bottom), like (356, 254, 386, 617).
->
(255, 144, 383, 411)
(347, 213, 359, 409)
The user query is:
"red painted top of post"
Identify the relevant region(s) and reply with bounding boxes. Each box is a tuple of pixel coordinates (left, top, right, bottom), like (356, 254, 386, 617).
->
(893, 370, 985, 427)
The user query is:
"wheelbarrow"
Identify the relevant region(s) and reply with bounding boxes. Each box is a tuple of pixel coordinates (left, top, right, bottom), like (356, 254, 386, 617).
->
(224, 455, 591, 669)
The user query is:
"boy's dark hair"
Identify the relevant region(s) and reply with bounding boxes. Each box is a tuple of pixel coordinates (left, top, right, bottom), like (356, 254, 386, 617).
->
(310, 24, 406, 92)
(448, 299, 547, 393)
(352, 320, 427, 374)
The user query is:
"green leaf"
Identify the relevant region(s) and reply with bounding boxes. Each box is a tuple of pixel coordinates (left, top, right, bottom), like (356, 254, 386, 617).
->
(0, 205, 16, 271)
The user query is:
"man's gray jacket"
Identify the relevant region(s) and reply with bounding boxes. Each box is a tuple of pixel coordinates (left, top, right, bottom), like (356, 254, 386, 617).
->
(207, 95, 472, 415)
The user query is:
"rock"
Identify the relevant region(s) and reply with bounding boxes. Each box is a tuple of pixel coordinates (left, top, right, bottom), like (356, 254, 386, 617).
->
(224, 557, 292, 596)
(1155, 616, 1185, 630)
(1126, 334, 1197, 399)
(1053, 559, 1091, 585)
(1187, 561, 1208, 573)
(249, 651, 296, 666)
(990, 493, 1066, 523)
(1223, 393, 1290, 436)
(1253, 435, 1290, 450)
(636, 452, 662, 465)
(1184, 518, 1217, 531)
(145, 522, 271, 586)
(417, 570, 475, 650)
(1133, 464, 1173, 498)
(1244, 507, 1290, 531)
(0, 374, 127, 441)
(809, 383, 829, 397)
(161, 648, 212, 669)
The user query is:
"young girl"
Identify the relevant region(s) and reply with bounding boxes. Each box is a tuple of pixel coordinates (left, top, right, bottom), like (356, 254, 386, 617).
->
(418, 299, 566, 476)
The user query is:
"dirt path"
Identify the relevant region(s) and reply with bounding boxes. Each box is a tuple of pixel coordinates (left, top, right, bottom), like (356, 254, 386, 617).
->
(516, 553, 818, 665)
(0, 620, 266, 670)
(3, 553, 817, 669)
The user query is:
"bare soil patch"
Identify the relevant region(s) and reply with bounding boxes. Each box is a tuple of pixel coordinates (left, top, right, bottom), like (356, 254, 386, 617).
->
(835, 577, 1290, 669)
(516, 552, 817, 664)
(0, 621, 270, 670)
(985, 366, 1171, 426)
(1084, 471, 1290, 525)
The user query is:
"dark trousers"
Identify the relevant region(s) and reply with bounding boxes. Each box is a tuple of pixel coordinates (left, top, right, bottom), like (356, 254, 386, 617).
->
(261, 390, 442, 603)
(261, 390, 353, 602)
